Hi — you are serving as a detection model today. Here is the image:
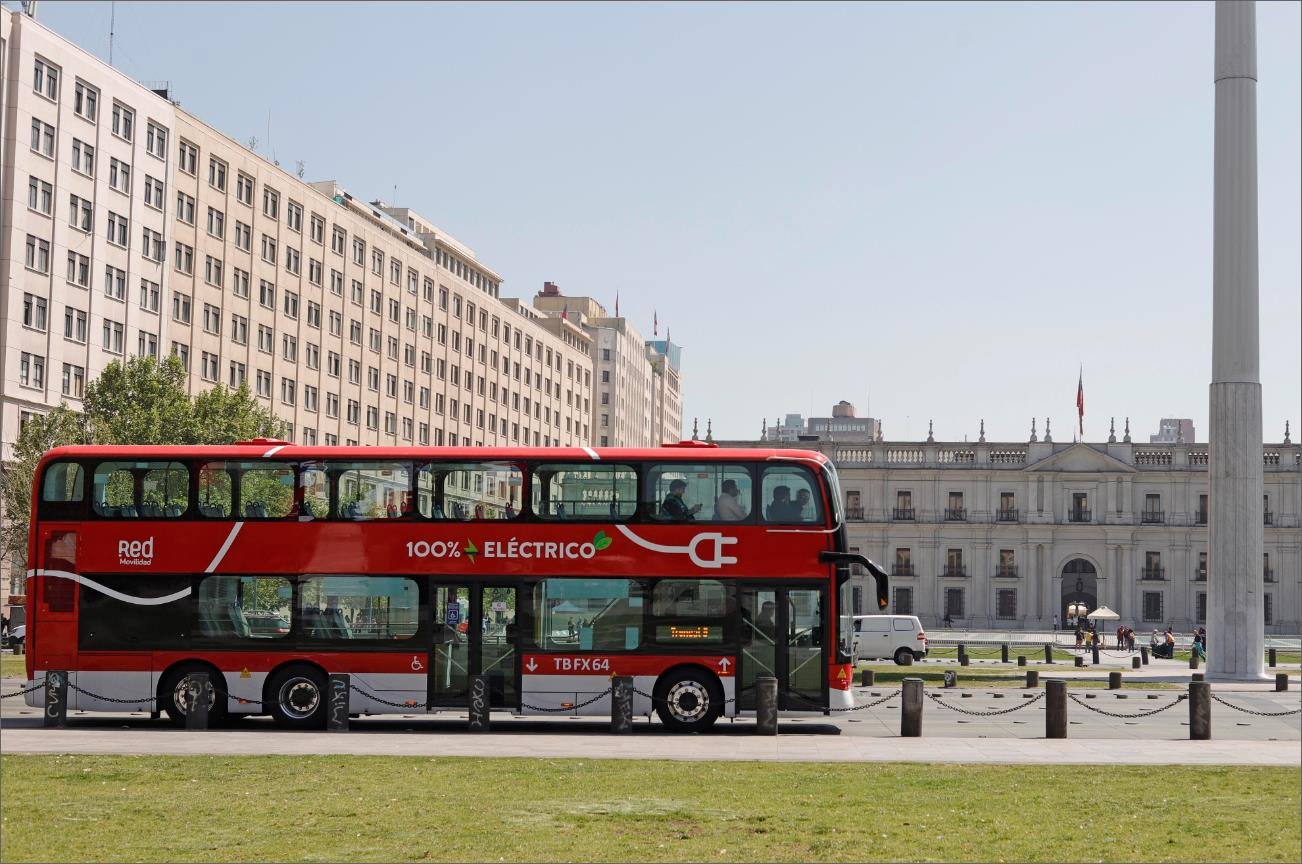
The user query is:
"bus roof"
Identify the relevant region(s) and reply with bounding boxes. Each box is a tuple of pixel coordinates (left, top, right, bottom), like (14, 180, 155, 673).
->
(38, 442, 831, 467)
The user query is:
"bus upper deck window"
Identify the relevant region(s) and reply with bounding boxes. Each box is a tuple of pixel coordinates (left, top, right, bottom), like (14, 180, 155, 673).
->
(760, 465, 822, 524)
(41, 462, 84, 502)
(419, 462, 521, 521)
(92, 461, 188, 518)
(643, 464, 754, 523)
(533, 464, 636, 521)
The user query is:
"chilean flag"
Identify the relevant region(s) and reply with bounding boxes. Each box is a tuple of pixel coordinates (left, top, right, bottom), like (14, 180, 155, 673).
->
(1076, 366, 1085, 436)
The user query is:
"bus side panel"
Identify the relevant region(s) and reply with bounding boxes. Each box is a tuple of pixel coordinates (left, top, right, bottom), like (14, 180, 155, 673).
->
(31, 526, 79, 684)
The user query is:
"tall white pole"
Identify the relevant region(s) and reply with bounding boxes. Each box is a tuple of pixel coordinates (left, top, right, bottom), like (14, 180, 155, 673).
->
(1208, 0, 1265, 680)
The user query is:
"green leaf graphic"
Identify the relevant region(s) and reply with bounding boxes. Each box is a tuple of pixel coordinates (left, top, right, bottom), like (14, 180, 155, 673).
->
(594, 535, 613, 551)
(594, 530, 607, 542)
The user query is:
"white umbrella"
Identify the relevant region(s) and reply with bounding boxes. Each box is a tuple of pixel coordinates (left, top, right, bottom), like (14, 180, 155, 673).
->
(1088, 605, 1120, 620)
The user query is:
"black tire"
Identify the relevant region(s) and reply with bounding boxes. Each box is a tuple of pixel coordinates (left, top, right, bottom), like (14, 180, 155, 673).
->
(266, 664, 327, 730)
(158, 663, 228, 727)
(894, 647, 914, 666)
(653, 667, 722, 733)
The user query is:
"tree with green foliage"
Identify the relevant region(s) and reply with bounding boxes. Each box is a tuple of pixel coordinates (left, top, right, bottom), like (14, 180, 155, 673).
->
(1, 406, 88, 570)
(190, 380, 285, 444)
(83, 355, 194, 445)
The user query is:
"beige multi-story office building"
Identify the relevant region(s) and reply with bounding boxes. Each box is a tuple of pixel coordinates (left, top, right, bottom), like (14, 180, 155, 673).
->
(532, 282, 682, 447)
(727, 419, 1300, 633)
(0, 8, 658, 465)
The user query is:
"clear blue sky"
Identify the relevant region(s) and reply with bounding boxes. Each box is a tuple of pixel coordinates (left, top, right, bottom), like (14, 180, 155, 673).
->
(28, 1, 1301, 443)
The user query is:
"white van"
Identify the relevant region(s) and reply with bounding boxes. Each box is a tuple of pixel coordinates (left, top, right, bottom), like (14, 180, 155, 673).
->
(851, 615, 928, 664)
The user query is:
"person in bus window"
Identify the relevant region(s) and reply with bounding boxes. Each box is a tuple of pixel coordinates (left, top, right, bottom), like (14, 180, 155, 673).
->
(757, 601, 776, 640)
(765, 485, 799, 521)
(661, 479, 701, 520)
(713, 479, 747, 521)
(794, 488, 813, 520)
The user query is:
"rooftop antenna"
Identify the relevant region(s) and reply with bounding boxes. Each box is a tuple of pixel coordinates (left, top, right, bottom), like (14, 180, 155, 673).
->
(267, 109, 278, 167)
(108, 1, 115, 65)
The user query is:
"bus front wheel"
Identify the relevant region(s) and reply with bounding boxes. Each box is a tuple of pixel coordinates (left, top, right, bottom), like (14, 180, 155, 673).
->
(158, 663, 228, 727)
(267, 664, 327, 730)
(653, 667, 722, 733)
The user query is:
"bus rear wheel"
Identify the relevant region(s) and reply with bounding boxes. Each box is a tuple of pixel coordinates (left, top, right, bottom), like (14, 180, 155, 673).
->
(267, 665, 327, 730)
(158, 664, 228, 727)
(653, 667, 722, 733)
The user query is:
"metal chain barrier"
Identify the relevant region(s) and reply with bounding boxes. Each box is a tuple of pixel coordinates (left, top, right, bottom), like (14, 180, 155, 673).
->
(65, 682, 156, 706)
(1067, 692, 1186, 719)
(0, 681, 46, 699)
(522, 685, 616, 713)
(782, 689, 902, 713)
(926, 690, 1045, 716)
(345, 684, 426, 710)
(1210, 694, 1302, 717)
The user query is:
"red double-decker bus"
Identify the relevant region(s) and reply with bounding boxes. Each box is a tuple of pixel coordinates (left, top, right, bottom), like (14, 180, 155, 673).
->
(23, 440, 886, 731)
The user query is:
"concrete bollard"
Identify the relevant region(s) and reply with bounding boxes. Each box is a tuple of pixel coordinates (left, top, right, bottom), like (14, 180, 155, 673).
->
(1192, 672, 1205, 682)
(1017, 655, 1027, 667)
(611, 676, 633, 734)
(1140, 646, 1149, 665)
(899, 652, 914, 666)
(957, 643, 967, 665)
(1074, 656, 1084, 668)
(1188, 681, 1211, 740)
(1189, 653, 1199, 670)
(1045, 679, 1067, 739)
(43, 671, 68, 729)
(327, 673, 350, 732)
(943, 670, 958, 688)
(1091, 644, 1100, 665)
(756, 676, 778, 735)
(1268, 648, 1276, 668)
(1132, 656, 1141, 670)
(1025, 670, 1039, 688)
(901, 677, 924, 737)
(860, 669, 875, 687)
(185, 672, 209, 731)
(1276, 673, 1288, 692)
(1001, 644, 1010, 663)
(1044, 643, 1054, 664)
(1108, 671, 1122, 690)
(468, 674, 490, 732)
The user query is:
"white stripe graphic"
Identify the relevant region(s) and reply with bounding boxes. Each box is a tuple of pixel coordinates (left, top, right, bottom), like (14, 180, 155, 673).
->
(262, 445, 288, 457)
(206, 522, 244, 572)
(581, 447, 600, 461)
(613, 523, 683, 555)
(28, 569, 190, 606)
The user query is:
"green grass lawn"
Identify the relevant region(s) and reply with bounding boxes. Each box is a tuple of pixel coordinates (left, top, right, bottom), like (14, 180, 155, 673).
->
(1, 654, 26, 678)
(1, 756, 1296, 862)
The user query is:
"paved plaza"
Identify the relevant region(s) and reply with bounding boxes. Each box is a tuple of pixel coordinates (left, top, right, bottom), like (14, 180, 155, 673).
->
(4, 658, 1298, 766)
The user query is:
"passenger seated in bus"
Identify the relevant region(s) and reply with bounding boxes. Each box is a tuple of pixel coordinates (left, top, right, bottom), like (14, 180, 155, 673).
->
(794, 488, 814, 520)
(661, 479, 701, 520)
(713, 479, 747, 521)
(764, 486, 800, 521)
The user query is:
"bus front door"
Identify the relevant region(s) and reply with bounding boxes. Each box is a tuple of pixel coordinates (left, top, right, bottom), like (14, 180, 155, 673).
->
(478, 585, 519, 710)
(429, 584, 470, 707)
(738, 585, 826, 712)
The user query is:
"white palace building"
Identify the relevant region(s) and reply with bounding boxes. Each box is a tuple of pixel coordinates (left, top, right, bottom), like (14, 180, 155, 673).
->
(731, 409, 1301, 634)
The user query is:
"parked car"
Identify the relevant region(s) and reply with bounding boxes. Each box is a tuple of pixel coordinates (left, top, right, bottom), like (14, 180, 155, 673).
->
(244, 611, 290, 637)
(4, 623, 25, 652)
(851, 614, 927, 664)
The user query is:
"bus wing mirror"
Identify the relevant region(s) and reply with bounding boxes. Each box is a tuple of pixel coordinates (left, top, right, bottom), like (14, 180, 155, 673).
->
(819, 551, 889, 610)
